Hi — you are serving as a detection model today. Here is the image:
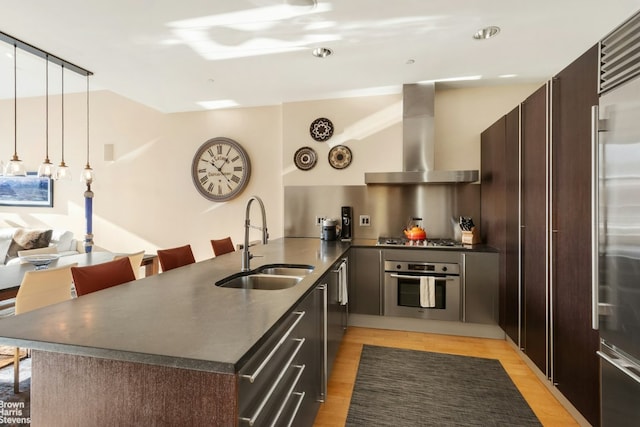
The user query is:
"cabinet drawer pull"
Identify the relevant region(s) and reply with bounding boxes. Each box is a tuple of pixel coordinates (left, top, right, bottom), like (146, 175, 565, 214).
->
(239, 338, 306, 426)
(270, 364, 306, 427)
(241, 311, 305, 383)
(284, 391, 305, 427)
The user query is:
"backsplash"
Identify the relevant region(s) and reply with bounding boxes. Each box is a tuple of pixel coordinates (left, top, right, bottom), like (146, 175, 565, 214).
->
(284, 184, 480, 240)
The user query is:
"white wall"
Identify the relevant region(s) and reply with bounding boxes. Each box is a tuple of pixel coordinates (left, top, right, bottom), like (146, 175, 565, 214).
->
(435, 84, 541, 172)
(281, 84, 541, 188)
(1, 91, 283, 261)
(282, 93, 402, 186)
(1, 82, 538, 260)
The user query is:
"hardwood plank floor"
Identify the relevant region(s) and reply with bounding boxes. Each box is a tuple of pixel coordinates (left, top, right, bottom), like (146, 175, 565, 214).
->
(314, 327, 579, 427)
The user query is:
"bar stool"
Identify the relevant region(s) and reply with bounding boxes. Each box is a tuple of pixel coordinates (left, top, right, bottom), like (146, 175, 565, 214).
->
(211, 237, 235, 257)
(157, 244, 196, 272)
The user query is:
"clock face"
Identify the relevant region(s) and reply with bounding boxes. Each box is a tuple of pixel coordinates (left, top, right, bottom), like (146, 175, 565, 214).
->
(191, 137, 251, 202)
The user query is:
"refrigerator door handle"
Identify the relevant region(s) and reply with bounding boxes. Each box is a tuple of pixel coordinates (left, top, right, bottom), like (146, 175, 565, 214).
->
(598, 350, 640, 386)
(591, 104, 601, 330)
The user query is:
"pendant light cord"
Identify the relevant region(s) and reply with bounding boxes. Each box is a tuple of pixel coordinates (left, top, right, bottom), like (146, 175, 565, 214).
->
(86, 74, 90, 166)
(61, 64, 65, 163)
(13, 44, 17, 158)
(45, 55, 49, 161)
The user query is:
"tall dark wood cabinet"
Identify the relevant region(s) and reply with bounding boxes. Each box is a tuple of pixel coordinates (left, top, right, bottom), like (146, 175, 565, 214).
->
(480, 106, 525, 345)
(481, 44, 601, 426)
(550, 45, 600, 426)
(504, 106, 520, 344)
(521, 84, 549, 375)
(480, 116, 506, 312)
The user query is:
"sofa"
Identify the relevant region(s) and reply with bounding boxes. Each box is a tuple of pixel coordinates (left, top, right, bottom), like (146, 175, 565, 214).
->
(0, 228, 80, 267)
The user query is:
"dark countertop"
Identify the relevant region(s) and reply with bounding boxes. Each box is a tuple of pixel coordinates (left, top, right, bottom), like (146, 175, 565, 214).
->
(0, 238, 350, 375)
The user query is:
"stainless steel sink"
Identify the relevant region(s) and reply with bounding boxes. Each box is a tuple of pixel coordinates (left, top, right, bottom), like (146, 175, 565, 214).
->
(216, 264, 314, 290)
(217, 273, 303, 290)
(256, 264, 314, 276)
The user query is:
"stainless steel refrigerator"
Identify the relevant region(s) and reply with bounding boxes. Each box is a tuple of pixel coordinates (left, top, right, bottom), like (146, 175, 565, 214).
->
(594, 22, 640, 425)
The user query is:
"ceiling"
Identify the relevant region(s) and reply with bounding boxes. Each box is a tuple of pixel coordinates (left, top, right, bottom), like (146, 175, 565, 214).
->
(1, 0, 640, 113)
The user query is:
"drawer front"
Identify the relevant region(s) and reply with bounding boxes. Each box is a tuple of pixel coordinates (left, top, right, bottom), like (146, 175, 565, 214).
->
(238, 310, 307, 426)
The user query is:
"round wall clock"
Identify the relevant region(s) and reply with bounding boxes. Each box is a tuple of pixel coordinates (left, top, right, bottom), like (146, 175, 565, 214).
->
(191, 137, 251, 202)
(310, 117, 334, 142)
(328, 145, 352, 169)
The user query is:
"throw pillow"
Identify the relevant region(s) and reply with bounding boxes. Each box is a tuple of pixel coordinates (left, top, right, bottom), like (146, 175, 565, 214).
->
(5, 229, 53, 262)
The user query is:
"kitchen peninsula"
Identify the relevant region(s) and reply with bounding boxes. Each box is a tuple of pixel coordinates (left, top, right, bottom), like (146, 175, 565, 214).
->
(0, 238, 350, 426)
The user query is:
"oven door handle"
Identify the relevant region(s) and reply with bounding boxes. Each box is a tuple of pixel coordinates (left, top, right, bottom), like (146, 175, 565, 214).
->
(389, 273, 455, 281)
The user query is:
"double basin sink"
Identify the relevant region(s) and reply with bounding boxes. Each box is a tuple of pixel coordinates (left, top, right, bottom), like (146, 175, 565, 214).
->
(215, 264, 315, 290)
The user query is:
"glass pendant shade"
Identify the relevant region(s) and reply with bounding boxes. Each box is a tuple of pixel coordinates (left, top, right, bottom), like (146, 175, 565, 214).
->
(81, 74, 94, 185)
(55, 64, 71, 181)
(81, 164, 95, 184)
(6, 44, 26, 177)
(5, 155, 27, 177)
(38, 159, 54, 178)
(55, 161, 71, 181)
(38, 56, 53, 179)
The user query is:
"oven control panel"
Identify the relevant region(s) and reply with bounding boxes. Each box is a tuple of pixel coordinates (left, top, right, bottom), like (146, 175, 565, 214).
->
(384, 260, 460, 275)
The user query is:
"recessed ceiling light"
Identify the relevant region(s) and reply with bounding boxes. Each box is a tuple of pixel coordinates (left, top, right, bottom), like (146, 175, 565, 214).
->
(312, 47, 333, 58)
(473, 26, 501, 40)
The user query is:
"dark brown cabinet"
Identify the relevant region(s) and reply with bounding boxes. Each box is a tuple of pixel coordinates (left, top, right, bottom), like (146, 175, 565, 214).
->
(521, 84, 549, 375)
(480, 108, 520, 342)
(550, 45, 600, 426)
(481, 45, 600, 426)
(504, 107, 520, 344)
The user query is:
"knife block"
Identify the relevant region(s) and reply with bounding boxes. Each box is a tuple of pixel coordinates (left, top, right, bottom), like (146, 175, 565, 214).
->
(461, 227, 480, 245)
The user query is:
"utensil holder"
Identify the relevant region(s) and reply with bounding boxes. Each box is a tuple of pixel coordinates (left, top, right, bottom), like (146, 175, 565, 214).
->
(461, 227, 480, 245)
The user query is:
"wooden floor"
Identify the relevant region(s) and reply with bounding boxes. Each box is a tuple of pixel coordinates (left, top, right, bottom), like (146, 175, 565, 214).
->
(314, 327, 580, 427)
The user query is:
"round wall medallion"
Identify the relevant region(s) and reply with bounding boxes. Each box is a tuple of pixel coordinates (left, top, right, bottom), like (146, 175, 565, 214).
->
(328, 145, 352, 169)
(310, 117, 334, 142)
(294, 146, 318, 171)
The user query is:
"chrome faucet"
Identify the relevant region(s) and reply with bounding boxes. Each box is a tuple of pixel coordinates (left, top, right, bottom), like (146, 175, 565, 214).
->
(242, 196, 269, 271)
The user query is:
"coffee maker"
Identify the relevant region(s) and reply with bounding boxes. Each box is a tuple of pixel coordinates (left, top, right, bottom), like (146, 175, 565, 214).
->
(341, 206, 352, 241)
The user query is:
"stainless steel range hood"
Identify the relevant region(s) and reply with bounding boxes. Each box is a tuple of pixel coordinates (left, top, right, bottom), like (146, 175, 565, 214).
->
(365, 83, 479, 184)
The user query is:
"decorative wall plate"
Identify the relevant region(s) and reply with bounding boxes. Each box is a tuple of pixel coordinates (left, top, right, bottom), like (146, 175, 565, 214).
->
(328, 145, 352, 169)
(294, 146, 318, 171)
(310, 117, 334, 142)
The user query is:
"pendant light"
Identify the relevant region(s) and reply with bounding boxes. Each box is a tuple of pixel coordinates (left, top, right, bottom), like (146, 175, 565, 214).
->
(55, 64, 71, 181)
(81, 74, 94, 184)
(5, 44, 27, 177)
(38, 55, 54, 178)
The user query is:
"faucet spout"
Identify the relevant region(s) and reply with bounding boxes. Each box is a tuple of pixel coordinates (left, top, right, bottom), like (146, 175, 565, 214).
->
(242, 196, 269, 271)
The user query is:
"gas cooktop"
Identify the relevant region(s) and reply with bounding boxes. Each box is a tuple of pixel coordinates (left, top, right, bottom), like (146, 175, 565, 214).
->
(376, 237, 465, 248)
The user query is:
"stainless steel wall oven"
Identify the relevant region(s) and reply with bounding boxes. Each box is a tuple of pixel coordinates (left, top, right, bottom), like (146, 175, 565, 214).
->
(383, 260, 461, 321)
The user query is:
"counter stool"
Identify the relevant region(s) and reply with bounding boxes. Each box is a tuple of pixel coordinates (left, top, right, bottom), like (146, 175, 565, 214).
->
(157, 244, 195, 272)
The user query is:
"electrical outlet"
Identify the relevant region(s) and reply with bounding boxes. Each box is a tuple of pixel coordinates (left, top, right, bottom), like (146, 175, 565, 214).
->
(359, 215, 371, 226)
(315, 216, 326, 226)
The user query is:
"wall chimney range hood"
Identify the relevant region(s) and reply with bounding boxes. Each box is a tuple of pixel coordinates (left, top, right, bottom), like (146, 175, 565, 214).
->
(365, 83, 479, 184)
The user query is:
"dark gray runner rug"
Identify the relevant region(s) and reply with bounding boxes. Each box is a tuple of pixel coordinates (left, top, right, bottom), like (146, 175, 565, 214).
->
(346, 345, 541, 427)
